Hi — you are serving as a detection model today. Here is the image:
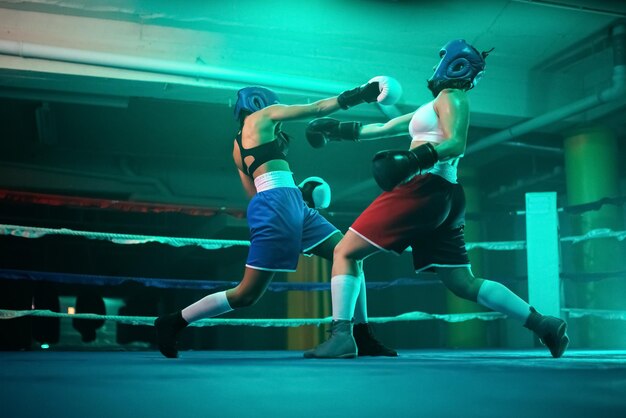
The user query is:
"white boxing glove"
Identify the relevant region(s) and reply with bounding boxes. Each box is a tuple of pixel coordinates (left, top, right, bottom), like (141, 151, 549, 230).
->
(368, 75, 403, 105)
(298, 176, 331, 209)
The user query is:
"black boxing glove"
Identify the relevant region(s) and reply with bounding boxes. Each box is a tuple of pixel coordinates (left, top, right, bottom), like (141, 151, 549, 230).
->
(337, 81, 380, 109)
(372, 143, 439, 191)
(305, 118, 361, 149)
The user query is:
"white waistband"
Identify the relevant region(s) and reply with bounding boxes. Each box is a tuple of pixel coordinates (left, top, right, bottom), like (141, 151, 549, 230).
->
(428, 161, 458, 184)
(401, 161, 458, 185)
(254, 171, 297, 193)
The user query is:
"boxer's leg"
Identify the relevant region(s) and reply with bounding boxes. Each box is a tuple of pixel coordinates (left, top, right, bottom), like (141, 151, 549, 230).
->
(155, 267, 275, 359)
(437, 267, 569, 358)
(304, 230, 380, 359)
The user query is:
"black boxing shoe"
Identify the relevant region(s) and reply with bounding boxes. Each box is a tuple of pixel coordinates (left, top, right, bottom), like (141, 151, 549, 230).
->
(154, 311, 188, 359)
(524, 307, 569, 358)
(353, 322, 398, 357)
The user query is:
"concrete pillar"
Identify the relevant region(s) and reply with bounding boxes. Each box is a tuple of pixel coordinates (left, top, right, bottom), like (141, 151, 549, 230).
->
(564, 126, 625, 348)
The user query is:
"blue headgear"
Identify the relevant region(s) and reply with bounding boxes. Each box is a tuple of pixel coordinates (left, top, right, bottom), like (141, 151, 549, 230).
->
(427, 39, 490, 96)
(234, 87, 280, 120)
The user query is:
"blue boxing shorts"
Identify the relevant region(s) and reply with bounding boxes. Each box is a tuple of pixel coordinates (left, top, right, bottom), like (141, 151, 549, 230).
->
(245, 172, 339, 272)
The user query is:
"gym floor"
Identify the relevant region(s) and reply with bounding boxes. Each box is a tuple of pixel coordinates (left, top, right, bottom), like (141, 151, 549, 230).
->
(2, 349, 625, 418)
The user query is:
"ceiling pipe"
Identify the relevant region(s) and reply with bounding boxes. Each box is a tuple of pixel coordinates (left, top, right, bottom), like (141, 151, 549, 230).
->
(0, 39, 403, 120)
(486, 166, 563, 199)
(0, 161, 172, 196)
(511, 0, 626, 18)
(501, 142, 563, 155)
(466, 22, 626, 155)
(0, 87, 129, 108)
(0, 40, 352, 95)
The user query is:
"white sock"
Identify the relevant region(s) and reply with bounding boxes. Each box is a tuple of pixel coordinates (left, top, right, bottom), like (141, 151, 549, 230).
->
(331, 274, 361, 321)
(181, 290, 233, 323)
(477, 280, 531, 323)
(353, 271, 368, 324)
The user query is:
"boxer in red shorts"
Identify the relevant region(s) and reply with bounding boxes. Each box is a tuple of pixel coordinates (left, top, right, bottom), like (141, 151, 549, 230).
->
(304, 40, 569, 359)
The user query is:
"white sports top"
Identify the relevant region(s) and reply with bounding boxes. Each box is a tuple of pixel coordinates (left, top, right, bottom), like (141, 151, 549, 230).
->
(408, 100, 460, 184)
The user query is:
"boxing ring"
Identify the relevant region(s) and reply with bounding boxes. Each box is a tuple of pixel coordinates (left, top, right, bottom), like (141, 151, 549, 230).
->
(1, 191, 626, 417)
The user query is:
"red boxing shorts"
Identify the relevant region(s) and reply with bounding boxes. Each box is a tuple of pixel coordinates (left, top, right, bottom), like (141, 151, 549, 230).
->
(350, 174, 470, 272)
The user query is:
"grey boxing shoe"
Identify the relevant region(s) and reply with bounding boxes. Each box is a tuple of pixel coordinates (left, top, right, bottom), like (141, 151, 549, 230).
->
(524, 307, 569, 358)
(154, 311, 188, 359)
(304, 320, 357, 359)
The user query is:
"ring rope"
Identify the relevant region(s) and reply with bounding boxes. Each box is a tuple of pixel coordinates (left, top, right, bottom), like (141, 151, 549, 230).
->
(0, 309, 505, 326)
(0, 308, 626, 327)
(2, 224, 624, 252)
(560, 228, 626, 243)
(0, 223, 522, 251)
(0, 268, 527, 291)
(2, 268, 620, 291)
(2, 196, 623, 333)
(560, 270, 626, 282)
(514, 194, 626, 216)
(0, 223, 550, 252)
(561, 195, 626, 215)
(3, 308, 625, 326)
(0, 224, 250, 249)
(4, 189, 623, 218)
(562, 308, 626, 321)
(466, 241, 525, 251)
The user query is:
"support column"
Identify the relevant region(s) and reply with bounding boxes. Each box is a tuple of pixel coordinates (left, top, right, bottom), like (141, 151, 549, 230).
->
(564, 126, 625, 348)
(446, 168, 488, 348)
(526, 192, 561, 318)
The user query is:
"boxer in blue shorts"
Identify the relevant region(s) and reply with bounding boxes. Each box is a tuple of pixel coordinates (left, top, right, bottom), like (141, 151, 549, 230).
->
(155, 79, 400, 358)
(304, 40, 569, 359)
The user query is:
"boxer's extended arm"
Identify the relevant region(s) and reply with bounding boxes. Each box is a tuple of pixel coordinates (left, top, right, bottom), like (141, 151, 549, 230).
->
(305, 111, 414, 148)
(358, 111, 415, 141)
(262, 99, 341, 123)
(262, 76, 402, 123)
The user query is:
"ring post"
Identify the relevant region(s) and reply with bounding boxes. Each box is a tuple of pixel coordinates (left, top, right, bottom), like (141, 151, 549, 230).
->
(525, 192, 562, 318)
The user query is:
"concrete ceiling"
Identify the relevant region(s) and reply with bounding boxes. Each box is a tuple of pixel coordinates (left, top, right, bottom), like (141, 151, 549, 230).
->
(0, 0, 625, 219)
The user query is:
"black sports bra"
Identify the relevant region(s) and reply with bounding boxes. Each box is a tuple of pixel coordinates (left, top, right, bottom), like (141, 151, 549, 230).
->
(235, 129, 290, 178)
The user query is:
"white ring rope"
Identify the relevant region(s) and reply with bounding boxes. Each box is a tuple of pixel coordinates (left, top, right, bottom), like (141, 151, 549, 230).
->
(466, 241, 525, 251)
(562, 308, 626, 321)
(0, 224, 250, 249)
(0, 309, 505, 327)
(560, 228, 626, 244)
(3, 308, 625, 326)
(2, 224, 624, 252)
(8, 223, 623, 252)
